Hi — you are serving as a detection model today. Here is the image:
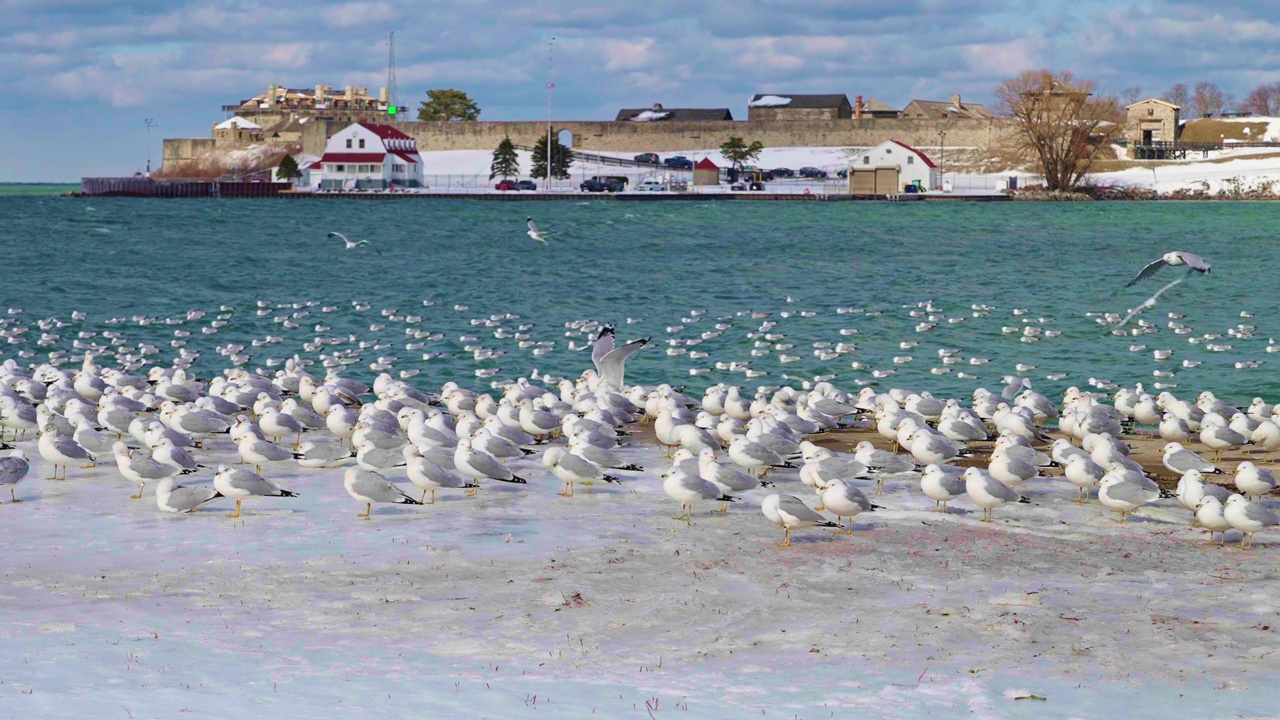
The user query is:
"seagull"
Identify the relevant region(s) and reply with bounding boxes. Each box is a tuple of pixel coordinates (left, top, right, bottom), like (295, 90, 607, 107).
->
(343, 468, 422, 518)
(819, 479, 879, 534)
(1125, 251, 1210, 287)
(326, 231, 381, 254)
(1224, 494, 1279, 549)
(591, 325, 651, 392)
(963, 467, 1029, 522)
(155, 476, 223, 514)
(1098, 474, 1158, 522)
(0, 449, 30, 503)
(526, 217, 551, 244)
(760, 493, 838, 546)
(213, 464, 299, 518)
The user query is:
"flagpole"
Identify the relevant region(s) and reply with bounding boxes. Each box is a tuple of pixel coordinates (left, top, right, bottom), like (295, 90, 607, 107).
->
(547, 37, 554, 190)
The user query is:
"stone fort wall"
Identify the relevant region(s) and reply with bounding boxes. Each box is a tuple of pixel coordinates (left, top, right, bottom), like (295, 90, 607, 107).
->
(298, 117, 1015, 156)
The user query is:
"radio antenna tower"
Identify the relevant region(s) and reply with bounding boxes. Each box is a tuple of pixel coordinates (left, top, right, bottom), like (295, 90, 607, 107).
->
(386, 31, 398, 112)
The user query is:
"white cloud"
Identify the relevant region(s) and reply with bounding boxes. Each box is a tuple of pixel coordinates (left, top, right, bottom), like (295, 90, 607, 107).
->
(599, 38, 655, 72)
(321, 1, 393, 28)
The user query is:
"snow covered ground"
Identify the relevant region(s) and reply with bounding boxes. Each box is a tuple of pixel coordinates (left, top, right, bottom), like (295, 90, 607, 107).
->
(5, 427, 1280, 717)
(403, 142, 1280, 197)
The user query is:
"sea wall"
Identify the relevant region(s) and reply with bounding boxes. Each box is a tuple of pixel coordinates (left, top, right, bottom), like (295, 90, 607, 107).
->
(299, 117, 1016, 156)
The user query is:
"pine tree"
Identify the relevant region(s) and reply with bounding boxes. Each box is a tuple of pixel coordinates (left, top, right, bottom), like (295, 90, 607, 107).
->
(530, 130, 573, 180)
(719, 136, 764, 175)
(277, 154, 303, 183)
(489, 137, 520, 180)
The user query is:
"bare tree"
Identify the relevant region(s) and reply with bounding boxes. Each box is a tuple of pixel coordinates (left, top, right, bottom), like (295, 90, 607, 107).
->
(995, 70, 1123, 192)
(1120, 85, 1144, 106)
(1240, 82, 1280, 116)
(1161, 83, 1188, 108)
(1188, 82, 1228, 118)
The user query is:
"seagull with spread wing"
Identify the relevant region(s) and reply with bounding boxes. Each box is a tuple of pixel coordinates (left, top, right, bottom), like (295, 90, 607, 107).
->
(591, 324, 650, 391)
(1125, 251, 1210, 287)
(327, 231, 381, 254)
(526, 217, 552, 244)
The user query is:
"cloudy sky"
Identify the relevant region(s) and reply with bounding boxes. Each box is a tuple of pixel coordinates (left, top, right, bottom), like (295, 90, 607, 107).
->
(4, 0, 1278, 181)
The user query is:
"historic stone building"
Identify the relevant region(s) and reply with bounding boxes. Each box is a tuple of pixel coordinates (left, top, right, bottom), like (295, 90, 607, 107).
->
(1125, 98, 1181, 147)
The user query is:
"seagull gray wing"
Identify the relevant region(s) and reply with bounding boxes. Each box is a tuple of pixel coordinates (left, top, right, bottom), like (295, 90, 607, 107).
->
(327, 231, 348, 243)
(940, 474, 968, 496)
(1125, 257, 1169, 287)
(350, 470, 414, 503)
(1109, 481, 1157, 506)
(1165, 448, 1214, 473)
(1181, 252, 1211, 272)
(777, 494, 829, 523)
(1242, 502, 1280, 526)
(526, 218, 540, 234)
(167, 485, 221, 511)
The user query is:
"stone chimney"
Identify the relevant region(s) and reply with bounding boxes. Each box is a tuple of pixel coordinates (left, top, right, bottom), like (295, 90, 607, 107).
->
(855, 95, 863, 120)
(315, 85, 326, 102)
(267, 83, 278, 106)
(950, 94, 962, 108)
(345, 85, 355, 101)
(379, 87, 388, 103)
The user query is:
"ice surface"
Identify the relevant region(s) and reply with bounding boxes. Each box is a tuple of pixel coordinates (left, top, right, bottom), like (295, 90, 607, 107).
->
(5, 433, 1280, 716)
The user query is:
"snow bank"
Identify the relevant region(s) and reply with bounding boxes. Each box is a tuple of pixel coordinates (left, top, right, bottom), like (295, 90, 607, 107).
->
(627, 110, 671, 121)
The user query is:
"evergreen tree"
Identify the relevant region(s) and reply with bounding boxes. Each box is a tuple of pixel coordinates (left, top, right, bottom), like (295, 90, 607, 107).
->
(530, 130, 573, 180)
(489, 136, 520, 180)
(719, 136, 764, 175)
(416, 89, 481, 121)
(276, 154, 303, 183)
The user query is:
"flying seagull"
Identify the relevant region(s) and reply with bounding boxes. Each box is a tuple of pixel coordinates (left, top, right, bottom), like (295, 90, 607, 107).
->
(327, 231, 382, 254)
(591, 324, 650, 391)
(1125, 251, 1210, 287)
(526, 217, 551, 244)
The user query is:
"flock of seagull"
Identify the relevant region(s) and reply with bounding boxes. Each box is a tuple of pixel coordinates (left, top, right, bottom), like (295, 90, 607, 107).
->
(2, 246, 1277, 548)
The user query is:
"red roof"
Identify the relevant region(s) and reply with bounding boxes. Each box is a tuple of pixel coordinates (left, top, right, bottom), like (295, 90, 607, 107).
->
(319, 153, 387, 163)
(358, 123, 414, 141)
(889, 140, 937, 168)
(694, 158, 719, 170)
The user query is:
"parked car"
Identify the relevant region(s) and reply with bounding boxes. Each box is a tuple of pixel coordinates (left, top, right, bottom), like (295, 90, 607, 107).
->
(494, 179, 518, 191)
(836, 169, 848, 178)
(798, 166, 828, 178)
(633, 153, 660, 164)
(771, 167, 795, 178)
(580, 177, 625, 193)
(635, 179, 670, 192)
(515, 180, 537, 190)
(663, 156, 693, 170)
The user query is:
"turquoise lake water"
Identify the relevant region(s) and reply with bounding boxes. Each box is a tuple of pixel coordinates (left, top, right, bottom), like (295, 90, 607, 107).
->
(2, 196, 1277, 402)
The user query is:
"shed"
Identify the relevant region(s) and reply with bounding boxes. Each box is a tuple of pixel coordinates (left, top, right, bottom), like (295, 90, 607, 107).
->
(693, 158, 720, 186)
(747, 94, 852, 121)
(1125, 98, 1181, 152)
(847, 167, 900, 195)
(849, 140, 939, 191)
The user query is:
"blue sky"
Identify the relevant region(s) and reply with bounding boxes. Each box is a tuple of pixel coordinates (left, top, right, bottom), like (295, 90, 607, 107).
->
(3, 0, 1278, 181)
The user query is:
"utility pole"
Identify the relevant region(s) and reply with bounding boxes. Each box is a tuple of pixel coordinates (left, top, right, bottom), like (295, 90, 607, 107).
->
(145, 118, 157, 175)
(546, 37, 555, 190)
(937, 129, 946, 176)
(386, 31, 398, 113)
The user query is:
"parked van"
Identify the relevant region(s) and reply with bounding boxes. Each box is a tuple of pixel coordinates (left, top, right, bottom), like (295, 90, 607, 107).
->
(635, 179, 669, 192)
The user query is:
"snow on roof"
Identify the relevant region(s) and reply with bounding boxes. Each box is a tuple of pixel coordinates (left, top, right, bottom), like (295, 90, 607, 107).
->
(749, 95, 792, 108)
(215, 116, 261, 130)
(627, 110, 672, 122)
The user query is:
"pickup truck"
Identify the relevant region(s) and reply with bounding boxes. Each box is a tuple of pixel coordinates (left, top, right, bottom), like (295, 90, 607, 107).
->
(581, 177, 625, 192)
(663, 156, 693, 170)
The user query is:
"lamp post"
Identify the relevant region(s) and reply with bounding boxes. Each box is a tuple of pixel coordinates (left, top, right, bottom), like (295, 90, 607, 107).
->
(937, 129, 946, 176)
(145, 118, 157, 176)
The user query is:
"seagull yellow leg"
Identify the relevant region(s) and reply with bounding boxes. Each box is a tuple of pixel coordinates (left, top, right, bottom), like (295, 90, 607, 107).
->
(778, 528, 792, 547)
(131, 483, 144, 500)
(358, 502, 371, 518)
(227, 498, 242, 518)
(10, 488, 20, 503)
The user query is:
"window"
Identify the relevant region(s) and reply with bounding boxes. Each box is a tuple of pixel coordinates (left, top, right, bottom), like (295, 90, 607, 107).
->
(371, 164, 381, 172)
(335, 164, 345, 172)
(345, 139, 352, 148)
(907, 156, 914, 165)
(359, 139, 366, 149)
(1148, 108, 1154, 116)
(862, 156, 869, 165)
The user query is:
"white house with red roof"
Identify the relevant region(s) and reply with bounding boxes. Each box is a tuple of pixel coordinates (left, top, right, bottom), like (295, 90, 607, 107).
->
(316, 122, 423, 189)
(850, 140, 939, 190)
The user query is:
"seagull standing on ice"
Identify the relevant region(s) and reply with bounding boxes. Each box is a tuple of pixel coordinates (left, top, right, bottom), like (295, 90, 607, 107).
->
(526, 217, 551, 244)
(326, 232, 381, 254)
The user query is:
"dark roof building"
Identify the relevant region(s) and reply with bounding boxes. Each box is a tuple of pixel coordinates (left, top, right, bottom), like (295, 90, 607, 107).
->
(747, 94, 852, 121)
(615, 104, 733, 122)
(900, 95, 993, 120)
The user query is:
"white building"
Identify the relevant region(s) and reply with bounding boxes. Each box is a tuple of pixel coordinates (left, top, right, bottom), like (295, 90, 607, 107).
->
(849, 140, 939, 191)
(316, 123, 423, 190)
